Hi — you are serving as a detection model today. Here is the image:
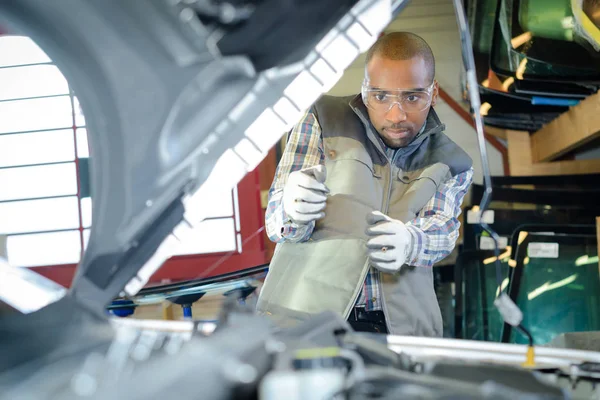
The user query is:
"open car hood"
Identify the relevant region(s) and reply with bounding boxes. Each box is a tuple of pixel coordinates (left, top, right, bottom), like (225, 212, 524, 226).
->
(0, 0, 403, 313)
(2, 1, 600, 399)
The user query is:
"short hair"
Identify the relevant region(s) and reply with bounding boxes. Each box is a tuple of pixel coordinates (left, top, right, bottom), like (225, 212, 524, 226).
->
(365, 32, 435, 83)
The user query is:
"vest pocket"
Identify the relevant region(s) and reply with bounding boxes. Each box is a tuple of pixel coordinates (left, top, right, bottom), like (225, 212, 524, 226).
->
(322, 150, 383, 231)
(326, 148, 377, 176)
(390, 164, 450, 222)
(397, 163, 450, 186)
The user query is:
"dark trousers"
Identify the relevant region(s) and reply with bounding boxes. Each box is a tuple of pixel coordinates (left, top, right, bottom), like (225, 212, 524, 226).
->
(347, 307, 388, 334)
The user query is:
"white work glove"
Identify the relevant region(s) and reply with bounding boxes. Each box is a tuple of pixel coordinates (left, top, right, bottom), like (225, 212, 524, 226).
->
(282, 165, 329, 225)
(365, 211, 412, 273)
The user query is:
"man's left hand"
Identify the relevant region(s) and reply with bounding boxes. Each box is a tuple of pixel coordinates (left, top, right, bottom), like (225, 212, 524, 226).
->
(365, 211, 411, 273)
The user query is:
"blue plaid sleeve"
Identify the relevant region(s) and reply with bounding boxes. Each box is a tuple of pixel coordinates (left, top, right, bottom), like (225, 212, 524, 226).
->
(405, 167, 474, 267)
(265, 109, 325, 243)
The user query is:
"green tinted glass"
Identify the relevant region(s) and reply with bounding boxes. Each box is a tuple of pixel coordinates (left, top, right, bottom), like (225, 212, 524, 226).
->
(509, 233, 600, 345)
(460, 250, 510, 342)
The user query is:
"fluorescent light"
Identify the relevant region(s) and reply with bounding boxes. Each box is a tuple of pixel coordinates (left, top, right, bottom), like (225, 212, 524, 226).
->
(284, 70, 325, 111)
(346, 22, 374, 52)
(310, 59, 343, 92)
(229, 92, 258, 122)
(273, 97, 303, 126)
(315, 28, 340, 55)
(244, 108, 287, 152)
(354, 0, 392, 37)
(234, 138, 265, 171)
(321, 34, 359, 73)
(204, 149, 249, 190)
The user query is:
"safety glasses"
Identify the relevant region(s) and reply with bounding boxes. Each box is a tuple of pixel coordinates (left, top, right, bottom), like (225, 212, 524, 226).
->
(361, 81, 435, 113)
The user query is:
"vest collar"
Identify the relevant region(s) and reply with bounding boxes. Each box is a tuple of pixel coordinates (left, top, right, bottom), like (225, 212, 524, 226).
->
(348, 94, 446, 153)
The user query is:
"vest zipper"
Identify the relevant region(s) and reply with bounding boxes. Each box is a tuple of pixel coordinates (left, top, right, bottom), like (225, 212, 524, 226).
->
(379, 149, 401, 334)
(344, 143, 391, 321)
(344, 259, 373, 320)
(348, 110, 401, 332)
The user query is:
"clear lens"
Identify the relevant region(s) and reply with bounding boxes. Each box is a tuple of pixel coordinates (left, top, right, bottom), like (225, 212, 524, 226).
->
(362, 86, 433, 113)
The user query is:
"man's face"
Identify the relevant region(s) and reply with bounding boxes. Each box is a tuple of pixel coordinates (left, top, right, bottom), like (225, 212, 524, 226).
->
(364, 55, 438, 148)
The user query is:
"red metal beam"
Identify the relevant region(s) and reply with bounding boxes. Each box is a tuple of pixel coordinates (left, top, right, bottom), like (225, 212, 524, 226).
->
(30, 264, 77, 288)
(438, 86, 510, 175)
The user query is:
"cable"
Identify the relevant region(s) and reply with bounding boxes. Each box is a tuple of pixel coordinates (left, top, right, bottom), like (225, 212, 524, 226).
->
(451, 0, 534, 350)
(339, 348, 367, 391)
(193, 226, 266, 281)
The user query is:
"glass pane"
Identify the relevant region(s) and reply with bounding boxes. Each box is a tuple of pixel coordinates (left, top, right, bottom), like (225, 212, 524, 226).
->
(0, 129, 75, 167)
(462, 250, 510, 342)
(463, 207, 600, 252)
(0, 197, 80, 235)
(73, 97, 86, 127)
(185, 188, 234, 221)
(81, 197, 92, 228)
(0, 65, 69, 101)
(0, 96, 73, 134)
(0, 36, 51, 67)
(76, 128, 89, 158)
(83, 228, 90, 250)
(7, 230, 81, 267)
(77, 157, 91, 199)
(510, 234, 600, 345)
(173, 218, 237, 256)
(0, 163, 78, 201)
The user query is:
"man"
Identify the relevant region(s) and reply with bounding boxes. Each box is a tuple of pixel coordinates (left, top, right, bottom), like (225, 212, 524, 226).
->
(256, 32, 473, 337)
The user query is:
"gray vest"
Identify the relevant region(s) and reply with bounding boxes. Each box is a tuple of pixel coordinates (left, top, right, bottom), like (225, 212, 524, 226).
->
(256, 95, 472, 337)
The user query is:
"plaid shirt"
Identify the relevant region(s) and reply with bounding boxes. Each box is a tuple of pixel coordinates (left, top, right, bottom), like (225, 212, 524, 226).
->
(265, 107, 473, 311)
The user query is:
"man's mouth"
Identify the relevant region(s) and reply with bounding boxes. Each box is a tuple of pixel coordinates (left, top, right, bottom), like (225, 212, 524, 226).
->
(384, 128, 411, 138)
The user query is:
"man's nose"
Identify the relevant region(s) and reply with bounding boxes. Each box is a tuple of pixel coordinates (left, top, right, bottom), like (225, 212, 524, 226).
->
(385, 102, 407, 123)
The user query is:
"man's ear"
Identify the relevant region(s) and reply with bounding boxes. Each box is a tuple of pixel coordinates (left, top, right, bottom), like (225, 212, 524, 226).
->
(431, 80, 439, 107)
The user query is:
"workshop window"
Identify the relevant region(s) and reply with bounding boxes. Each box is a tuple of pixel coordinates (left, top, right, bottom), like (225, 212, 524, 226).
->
(0, 35, 241, 268)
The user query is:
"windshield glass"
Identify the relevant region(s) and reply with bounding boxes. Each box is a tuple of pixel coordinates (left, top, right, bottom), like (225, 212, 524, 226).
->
(460, 249, 510, 342)
(508, 232, 600, 345)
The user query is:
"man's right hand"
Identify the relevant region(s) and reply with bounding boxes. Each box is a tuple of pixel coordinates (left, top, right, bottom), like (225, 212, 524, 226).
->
(282, 165, 329, 224)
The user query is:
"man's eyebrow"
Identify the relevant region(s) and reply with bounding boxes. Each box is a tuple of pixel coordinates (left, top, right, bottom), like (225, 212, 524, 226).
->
(367, 86, 429, 91)
(401, 86, 429, 91)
